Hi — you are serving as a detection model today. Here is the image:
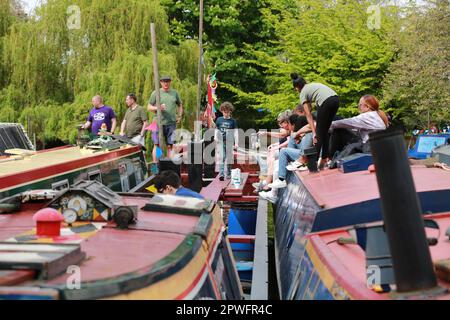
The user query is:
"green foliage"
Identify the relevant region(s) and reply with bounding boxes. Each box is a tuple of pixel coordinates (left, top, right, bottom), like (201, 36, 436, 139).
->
(161, 0, 276, 129)
(0, 0, 447, 144)
(0, 0, 200, 146)
(382, 0, 450, 129)
(162, 0, 404, 129)
(246, 0, 398, 124)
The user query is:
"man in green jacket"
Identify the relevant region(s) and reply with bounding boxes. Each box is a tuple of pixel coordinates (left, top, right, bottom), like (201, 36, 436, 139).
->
(147, 76, 183, 157)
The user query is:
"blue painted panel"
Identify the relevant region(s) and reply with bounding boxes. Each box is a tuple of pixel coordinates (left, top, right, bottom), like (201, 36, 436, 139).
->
(292, 252, 335, 300)
(312, 189, 450, 232)
(231, 246, 254, 261)
(337, 153, 373, 173)
(0, 294, 55, 300)
(228, 208, 257, 235)
(408, 134, 450, 159)
(229, 208, 257, 252)
(275, 172, 321, 299)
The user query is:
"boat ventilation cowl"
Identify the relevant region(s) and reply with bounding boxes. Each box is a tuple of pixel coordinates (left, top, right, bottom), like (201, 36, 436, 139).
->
(33, 208, 64, 237)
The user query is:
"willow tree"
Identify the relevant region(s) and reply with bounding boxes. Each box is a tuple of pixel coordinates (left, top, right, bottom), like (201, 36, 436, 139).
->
(1, 0, 201, 146)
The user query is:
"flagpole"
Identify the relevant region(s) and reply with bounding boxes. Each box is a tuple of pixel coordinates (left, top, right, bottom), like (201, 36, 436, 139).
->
(195, 0, 204, 142)
(150, 23, 164, 154)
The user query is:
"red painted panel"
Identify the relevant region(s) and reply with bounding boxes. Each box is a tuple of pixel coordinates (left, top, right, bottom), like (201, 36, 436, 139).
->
(46, 228, 186, 284)
(0, 270, 35, 286)
(0, 146, 142, 190)
(228, 235, 255, 244)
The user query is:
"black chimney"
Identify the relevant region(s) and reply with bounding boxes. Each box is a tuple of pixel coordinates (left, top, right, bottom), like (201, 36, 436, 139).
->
(369, 130, 438, 293)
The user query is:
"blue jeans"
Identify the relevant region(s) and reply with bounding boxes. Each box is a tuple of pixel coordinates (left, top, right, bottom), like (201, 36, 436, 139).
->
(278, 133, 313, 179)
(288, 137, 302, 149)
(219, 140, 233, 177)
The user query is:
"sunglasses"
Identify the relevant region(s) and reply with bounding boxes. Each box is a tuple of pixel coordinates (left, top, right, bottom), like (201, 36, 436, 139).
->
(157, 185, 168, 193)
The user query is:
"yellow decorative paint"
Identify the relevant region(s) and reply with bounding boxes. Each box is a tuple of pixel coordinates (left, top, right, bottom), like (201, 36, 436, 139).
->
(146, 185, 158, 193)
(106, 246, 209, 300)
(93, 208, 99, 220)
(305, 240, 353, 300)
(107, 208, 224, 300)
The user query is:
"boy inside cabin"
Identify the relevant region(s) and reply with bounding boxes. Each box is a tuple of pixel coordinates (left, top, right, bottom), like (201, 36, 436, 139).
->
(215, 102, 239, 181)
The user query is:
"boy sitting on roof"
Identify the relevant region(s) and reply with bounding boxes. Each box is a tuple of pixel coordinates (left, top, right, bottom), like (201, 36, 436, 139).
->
(152, 170, 204, 199)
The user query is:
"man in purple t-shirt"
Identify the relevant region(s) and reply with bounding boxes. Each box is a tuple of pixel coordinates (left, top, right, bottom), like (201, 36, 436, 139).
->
(82, 95, 117, 135)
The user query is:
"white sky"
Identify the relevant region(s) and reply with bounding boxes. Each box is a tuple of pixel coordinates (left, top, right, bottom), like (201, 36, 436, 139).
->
(20, 0, 428, 14)
(20, 0, 41, 14)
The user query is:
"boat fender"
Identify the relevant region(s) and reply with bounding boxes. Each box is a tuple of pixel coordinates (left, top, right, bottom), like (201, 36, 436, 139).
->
(445, 226, 450, 241)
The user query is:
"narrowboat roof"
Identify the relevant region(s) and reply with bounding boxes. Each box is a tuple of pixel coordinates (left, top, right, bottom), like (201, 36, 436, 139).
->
(0, 145, 142, 191)
(306, 212, 450, 300)
(296, 165, 450, 210)
(0, 195, 223, 299)
(0, 145, 141, 178)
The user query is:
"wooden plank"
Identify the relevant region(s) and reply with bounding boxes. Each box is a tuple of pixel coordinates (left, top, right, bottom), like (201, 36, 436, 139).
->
(4, 149, 36, 156)
(0, 243, 77, 253)
(0, 243, 85, 280)
(228, 235, 256, 244)
(0, 287, 59, 300)
(0, 270, 35, 286)
(200, 175, 230, 202)
(224, 173, 249, 197)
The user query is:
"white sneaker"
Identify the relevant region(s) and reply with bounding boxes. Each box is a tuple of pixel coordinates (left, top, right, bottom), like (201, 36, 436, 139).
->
(268, 179, 287, 189)
(252, 181, 267, 191)
(291, 160, 302, 166)
(287, 162, 307, 171)
(259, 191, 277, 204)
(296, 164, 309, 171)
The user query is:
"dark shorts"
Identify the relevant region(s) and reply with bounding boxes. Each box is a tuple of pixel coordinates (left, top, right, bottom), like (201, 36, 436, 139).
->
(151, 123, 176, 146)
(163, 123, 176, 145)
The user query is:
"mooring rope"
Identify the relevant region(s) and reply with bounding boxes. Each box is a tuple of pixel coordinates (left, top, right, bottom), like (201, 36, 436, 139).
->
(434, 162, 450, 171)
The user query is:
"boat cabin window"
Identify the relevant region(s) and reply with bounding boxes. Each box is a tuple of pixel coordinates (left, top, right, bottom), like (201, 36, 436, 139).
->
(51, 179, 69, 191)
(133, 158, 142, 185)
(119, 163, 130, 191)
(88, 170, 102, 183)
